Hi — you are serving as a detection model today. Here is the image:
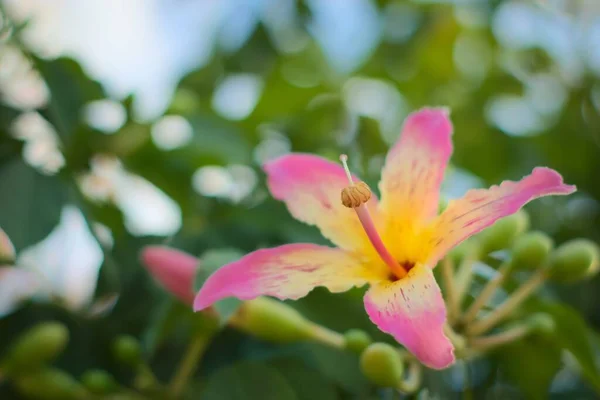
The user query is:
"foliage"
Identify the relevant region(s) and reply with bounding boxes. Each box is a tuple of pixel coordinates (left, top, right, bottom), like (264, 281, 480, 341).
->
(0, 1, 600, 399)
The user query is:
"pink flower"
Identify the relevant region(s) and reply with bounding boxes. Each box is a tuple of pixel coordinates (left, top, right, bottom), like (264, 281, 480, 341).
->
(193, 108, 576, 369)
(141, 246, 198, 305)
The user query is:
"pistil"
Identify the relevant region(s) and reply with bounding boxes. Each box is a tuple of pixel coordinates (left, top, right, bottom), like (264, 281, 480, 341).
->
(339, 155, 407, 279)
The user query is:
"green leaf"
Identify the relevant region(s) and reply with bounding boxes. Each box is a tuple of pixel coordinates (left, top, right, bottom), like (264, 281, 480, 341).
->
(194, 248, 245, 324)
(202, 361, 297, 400)
(0, 158, 67, 250)
(268, 358, 338, 400)
(291, 342, 370, 395)
(537, 301, 600, 392)
(33, 57, 104, 143)
(494, 336, 562, 400)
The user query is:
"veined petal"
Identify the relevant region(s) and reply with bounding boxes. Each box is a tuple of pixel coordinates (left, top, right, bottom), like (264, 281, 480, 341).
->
(379, 108, 453, 226)
(194, 243, 380, 311)
(363, 264, 454, 369)
(265, 154, 380, 254)
(428, 167, 576, 264)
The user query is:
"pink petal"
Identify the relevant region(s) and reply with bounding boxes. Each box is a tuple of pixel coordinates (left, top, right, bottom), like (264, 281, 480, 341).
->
(264, 154, 381, 254)
(379, 108, 453, 225)
(194, 243, 379, 311)
(363, 264, 454, 369)
(428, 167, 576, 264)
(141, 246, 198, 305)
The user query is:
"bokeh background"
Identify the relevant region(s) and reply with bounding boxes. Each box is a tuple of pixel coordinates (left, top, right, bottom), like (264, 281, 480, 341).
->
(0, 0, 600, 398)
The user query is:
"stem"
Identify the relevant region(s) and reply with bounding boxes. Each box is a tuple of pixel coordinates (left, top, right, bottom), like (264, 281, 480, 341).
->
(469, 324, 531, 352)
(307, 323, 345, 349)
(396, 356, 422, 394)
(466, 270, 546, 336)
(462, 262, 512, 325)
(454, 251, 477, 310)
(169, 334, 212, 398)
(441, 258, 460, 323)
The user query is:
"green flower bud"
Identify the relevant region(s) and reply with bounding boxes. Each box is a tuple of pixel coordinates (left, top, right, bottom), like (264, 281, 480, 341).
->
(0, 228, 15, 265)
(15, 368, 87, 400)
(526, 313, 555, 336)
(2, 322, 69, 375)
(510, 231, 554, 270)
(478, 210, 530, 255)
(547, 239, 600, 283)
(81, 369, 118, 394)
(344, 329, 372, 354)
(360, 343, 404, 387)
(230, 298, 312, 343)
(112, 335, 142, 366)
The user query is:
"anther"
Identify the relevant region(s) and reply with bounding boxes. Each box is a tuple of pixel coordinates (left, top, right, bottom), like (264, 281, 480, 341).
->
(341, 182, 372, 208)
(339, 154, 373, 208)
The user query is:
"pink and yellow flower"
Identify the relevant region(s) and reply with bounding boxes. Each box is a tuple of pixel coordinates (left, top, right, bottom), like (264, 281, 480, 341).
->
(193, 108, 575, 369)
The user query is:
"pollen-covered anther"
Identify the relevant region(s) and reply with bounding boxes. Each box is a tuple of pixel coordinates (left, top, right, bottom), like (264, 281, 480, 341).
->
(341, 182, 372, 208)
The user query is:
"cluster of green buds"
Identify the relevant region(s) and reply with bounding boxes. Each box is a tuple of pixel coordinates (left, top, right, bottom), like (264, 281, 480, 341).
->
(440, 209, 599, 356)
(0, 322, 167, 399)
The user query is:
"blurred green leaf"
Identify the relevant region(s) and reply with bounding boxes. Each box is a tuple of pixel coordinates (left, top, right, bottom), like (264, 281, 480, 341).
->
(0, 158, 67, 250)
(202, 361, 297, 400)
(494, 336, 562, 400)
(291, 342, 370, 395)
(268, 358, 338, 400)
(33, 57, 104, 144)
(537, 302, 600, 393)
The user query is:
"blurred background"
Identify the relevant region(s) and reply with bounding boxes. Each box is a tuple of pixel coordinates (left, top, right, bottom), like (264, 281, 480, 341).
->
(0, 0, 600, 398)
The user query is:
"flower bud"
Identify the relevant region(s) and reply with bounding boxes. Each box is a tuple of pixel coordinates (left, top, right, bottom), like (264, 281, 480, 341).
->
(229, 297, 312, 343)
(526, 313, 555, 336)
(510, 231, 554, 270)
(112, 335, 142, 366)
(2, 322, 69, 375)
(360, 343, 404, 387)
(81, 369, 118, 395)
(547, 239, 600, 283)
(15, 368, 86, 400)
(478, 210, 530, 255)
(344, 329, 372, 354)
(0, 228, 15, 265)
(140, 246, 198, 305)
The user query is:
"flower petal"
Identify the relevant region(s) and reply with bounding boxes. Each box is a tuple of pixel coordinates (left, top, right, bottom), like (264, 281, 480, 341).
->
(379, 108, 453, 226)
(194, 243, 380, 311)
(363, 264, 454, 369)
(264, 154, 380, 254)
(141, 246, 198, 305)
(428, 167, 576, 264)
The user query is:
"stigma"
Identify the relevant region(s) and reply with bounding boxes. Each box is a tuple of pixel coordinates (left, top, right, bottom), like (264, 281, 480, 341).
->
(339, 155, 408, 279)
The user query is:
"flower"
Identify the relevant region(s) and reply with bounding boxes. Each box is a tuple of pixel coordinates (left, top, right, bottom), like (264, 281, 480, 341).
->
(193, 108, 576, 369)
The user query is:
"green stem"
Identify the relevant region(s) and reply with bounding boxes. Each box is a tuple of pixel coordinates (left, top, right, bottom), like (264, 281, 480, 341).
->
(169, 334, 212, 398)
(469, 324, 530, 352)
(466, 270, 546, 336)
(307, 323, 345, 349)
(454, 251, 477, 311)
(461, 262, 512, 325)
(396, 356, 422, 394)
(441, 258, 460, 323)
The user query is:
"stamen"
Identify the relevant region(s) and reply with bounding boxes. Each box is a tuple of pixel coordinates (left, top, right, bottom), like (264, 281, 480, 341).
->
(339, 155, 407, 279)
